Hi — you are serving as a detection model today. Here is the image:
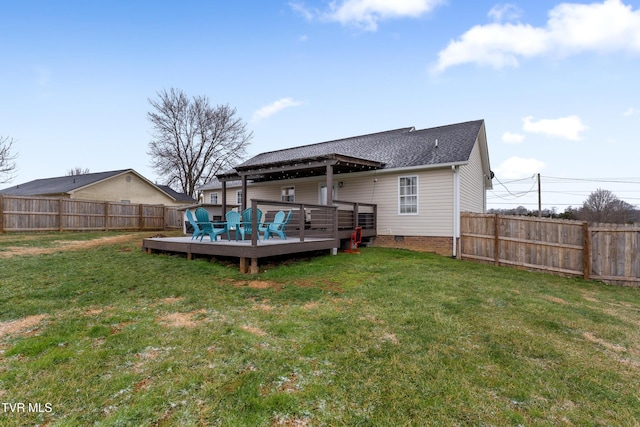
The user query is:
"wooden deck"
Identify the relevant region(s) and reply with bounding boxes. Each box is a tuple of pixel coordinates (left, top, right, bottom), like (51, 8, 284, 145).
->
(142, 198, 377, 273)
(142, 235, 339, 273)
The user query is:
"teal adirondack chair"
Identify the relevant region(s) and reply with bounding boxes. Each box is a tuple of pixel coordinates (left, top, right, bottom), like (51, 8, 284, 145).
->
(186, 209, 205, 240)
(225, 211, 241, 241)
(238, 208, 262, 241)
(261, 209, 292, 240)
(195, 207, 227, 241)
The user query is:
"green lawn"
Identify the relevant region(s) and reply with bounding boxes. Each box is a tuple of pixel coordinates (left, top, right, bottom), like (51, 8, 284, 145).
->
(1, 232, 639, 426)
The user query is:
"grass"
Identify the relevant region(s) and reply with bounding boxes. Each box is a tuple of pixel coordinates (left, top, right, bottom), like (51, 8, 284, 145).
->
(0, 232, 639, 426)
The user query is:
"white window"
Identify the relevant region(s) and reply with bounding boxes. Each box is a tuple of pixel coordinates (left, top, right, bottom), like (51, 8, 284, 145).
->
(281, 186, 295, 202)
(236, 190, 242, 205)
(399, 176, 418, 215)
(210, 192, 219, 204)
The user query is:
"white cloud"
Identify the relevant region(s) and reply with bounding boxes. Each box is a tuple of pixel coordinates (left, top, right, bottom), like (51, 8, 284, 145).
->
(289, 1, 315, 21)
(522, 115, 589, 141)
(501, 131, 525, 144)
(623, 107, 639, 116)
(252, 98, 303, 122)
(292, 0, 445, 31)
(432, 0, 640, 73)
(488, 4, 522, 23)
(495, 156, 545, 179)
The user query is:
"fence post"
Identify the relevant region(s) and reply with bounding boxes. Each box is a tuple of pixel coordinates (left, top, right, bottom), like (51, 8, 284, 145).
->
(0, 194, 4, 233)
(163, 206, 168, 231)
(58, 198, 64, 232)
(139, 204, 144, 231)
(583, 222, 591, 281)
(494, 214, 500, 266)
(105, 201, 110, 231)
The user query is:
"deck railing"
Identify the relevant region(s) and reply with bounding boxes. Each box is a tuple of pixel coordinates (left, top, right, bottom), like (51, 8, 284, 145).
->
(332, 200, 377, 234)
(246, 199, 377, 247)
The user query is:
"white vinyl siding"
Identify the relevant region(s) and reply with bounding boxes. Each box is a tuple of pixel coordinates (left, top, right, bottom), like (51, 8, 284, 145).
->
(459, 140, 486, 213)
(398, 176, 418, 215)
(245, 169, 454, 237)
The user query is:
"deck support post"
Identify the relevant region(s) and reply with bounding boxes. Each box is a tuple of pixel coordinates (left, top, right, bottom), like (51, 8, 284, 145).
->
(239, 257, 249, 274)
(250, 258, 259, 274)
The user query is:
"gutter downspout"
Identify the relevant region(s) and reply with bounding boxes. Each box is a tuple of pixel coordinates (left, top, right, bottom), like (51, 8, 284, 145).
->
(452, 165, 460, 258)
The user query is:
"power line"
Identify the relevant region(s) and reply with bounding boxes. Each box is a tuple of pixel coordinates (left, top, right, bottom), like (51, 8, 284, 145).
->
(488, 174, 640, 209)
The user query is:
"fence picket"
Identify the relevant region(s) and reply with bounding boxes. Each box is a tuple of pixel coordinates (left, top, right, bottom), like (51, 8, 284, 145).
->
(0, 195, 182, 233)
(460, 213, 639, 287)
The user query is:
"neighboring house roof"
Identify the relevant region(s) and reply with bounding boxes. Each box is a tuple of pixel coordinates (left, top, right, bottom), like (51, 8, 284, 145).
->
(197, 178, 243, 191)
(0, 169, 196, 203)
(0, 169, 133, 196)
(220, 120, 489, 182)
(156, 185, 198, 203)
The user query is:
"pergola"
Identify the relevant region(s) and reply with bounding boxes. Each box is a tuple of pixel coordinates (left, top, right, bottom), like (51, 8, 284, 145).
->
(216, 153, 384, 212)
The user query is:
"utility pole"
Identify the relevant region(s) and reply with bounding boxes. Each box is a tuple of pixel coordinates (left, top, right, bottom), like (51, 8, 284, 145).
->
(538, 173, 542, 217)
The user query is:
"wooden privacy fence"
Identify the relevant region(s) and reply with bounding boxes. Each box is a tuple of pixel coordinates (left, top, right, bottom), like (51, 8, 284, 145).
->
(460, 213, 640, 287)
(0, 195, 182, 232)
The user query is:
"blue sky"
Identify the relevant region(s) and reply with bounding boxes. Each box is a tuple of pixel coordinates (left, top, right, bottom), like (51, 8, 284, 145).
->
(1, 0, 639, 211)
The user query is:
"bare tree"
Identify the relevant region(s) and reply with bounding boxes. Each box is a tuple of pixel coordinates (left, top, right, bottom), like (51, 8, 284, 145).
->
(147, 88, 252, 197)
(580, 188, 636, 224)
(0, 135, 18, 183)
(66, 167, 90, 176)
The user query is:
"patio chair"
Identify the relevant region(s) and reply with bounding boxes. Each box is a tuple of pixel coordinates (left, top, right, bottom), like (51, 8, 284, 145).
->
(239, 208, 262, 241)
(185, 209, 205, 240)
(195, 207, 227, 242)
(225, 210, 242, 241)
(261, 209, 292, 240)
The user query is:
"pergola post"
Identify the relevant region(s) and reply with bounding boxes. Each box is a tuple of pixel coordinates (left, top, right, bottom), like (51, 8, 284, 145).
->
(241, 175, 248, 211)
(325, 163, 333, 205)
(221, 180, 227, 215)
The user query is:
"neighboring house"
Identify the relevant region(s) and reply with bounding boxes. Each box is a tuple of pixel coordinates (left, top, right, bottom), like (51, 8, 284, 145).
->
(0, 169, 196, 207)
(213, 119, 493, 256)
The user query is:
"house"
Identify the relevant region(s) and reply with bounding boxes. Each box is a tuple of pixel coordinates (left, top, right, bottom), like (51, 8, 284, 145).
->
(0, 169, 196, 207)
(208, 119, 492, 256)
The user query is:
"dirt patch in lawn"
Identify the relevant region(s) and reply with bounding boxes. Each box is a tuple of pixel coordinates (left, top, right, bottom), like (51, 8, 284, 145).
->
(0, 234, 144, 258)
(224, 278, 343, 293)
(0, 314, 48, 340)
(543, 295, 569, 305)
(582, 332, 626, 352)
(157, 310, 208, 328)
(240, 325, 268, 337)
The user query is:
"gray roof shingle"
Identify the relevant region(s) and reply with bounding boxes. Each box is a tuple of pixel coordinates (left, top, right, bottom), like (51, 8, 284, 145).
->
(235, 120, 485, 171)
(0, 169, 196, 203)
(0, 169, 132, 196)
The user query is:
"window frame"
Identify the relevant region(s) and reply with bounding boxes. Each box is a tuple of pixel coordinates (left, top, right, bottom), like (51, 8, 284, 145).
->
(398, 175, 419, 215)
(210, 192, 219, 204)
(281, 186, 295, 202)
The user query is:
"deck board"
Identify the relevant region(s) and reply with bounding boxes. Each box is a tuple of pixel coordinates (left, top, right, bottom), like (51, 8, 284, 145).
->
(142, 236, 339, 261)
